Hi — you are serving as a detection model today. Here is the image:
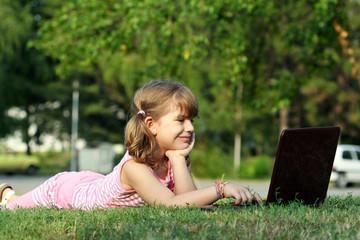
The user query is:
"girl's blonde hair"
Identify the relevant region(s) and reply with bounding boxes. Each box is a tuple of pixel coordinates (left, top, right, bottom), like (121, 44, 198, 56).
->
(125, 80, 198, 169)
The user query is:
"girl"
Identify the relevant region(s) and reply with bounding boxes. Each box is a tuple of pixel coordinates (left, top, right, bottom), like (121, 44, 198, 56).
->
(0, 80, 262, 210)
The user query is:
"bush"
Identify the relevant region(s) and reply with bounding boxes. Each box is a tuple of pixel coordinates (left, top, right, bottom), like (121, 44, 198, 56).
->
(239, 155, 273, 179)
(33, 148, 273, 179)
(191, 143, 274, 179)
(34, 151, 71, 175)
(191, 143, 234, 179)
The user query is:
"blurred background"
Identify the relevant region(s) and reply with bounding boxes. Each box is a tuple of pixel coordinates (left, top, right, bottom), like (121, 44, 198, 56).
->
(0, 0, 360, 180)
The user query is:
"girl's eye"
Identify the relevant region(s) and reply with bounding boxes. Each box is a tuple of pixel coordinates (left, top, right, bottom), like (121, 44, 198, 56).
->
(178, 119, 194, 123)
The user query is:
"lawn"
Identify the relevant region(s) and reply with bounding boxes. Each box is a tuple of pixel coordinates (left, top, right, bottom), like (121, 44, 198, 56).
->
(1, 195, 359, 239)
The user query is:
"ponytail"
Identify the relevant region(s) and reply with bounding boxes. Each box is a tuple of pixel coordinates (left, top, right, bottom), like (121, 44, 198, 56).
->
(124, 113, 159, 169)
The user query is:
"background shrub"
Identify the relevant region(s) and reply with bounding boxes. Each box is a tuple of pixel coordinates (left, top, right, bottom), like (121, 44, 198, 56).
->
(191, 143, 234, 179)
(32, 148, 274, 179)
(35, 151, 71, 175)
(191, 142, 273, 179)
(239, 155, 273, 179)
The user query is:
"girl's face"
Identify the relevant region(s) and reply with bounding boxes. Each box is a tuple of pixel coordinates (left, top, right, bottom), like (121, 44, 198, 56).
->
(150, 104, 194, 155)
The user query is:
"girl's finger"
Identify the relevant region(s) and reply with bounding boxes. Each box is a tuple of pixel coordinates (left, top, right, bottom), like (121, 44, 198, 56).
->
(234, 192, 242, 205)
(254, 193, 264, 205)
(240, 191, 250, 203)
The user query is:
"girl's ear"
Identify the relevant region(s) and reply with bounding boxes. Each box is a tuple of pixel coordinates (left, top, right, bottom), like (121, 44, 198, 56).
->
(144, 116, 157, 136)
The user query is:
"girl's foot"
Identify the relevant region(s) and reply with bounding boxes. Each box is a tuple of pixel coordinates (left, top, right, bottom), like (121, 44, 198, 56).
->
(0, 183, 17, 206)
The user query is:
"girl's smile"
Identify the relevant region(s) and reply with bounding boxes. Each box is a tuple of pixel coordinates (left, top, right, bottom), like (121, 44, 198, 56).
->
(179, 135, 191, 143)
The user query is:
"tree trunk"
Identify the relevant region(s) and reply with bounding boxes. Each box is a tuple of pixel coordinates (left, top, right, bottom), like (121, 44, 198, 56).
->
(70, 79, 80, 171)
(279, 107, 289, 135)
(25, 106, 31, 155)
(234, 133, 241, 170)
(234, 83, 243, 176)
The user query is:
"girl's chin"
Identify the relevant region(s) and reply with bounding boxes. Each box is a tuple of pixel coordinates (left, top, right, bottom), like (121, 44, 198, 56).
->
(168, 145, 189, 151)
(179, 142, 191, 148)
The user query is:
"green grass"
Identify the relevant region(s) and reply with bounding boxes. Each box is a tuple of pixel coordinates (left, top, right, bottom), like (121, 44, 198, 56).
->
(1, 195, 359, 239)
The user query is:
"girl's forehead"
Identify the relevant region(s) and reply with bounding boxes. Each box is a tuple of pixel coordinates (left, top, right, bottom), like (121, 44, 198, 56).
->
(167, 104, 183, 115)
(162, 99, 197, 118)
(158, 104, 187, 120)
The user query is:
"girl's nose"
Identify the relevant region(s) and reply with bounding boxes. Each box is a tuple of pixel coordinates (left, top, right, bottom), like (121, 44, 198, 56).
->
(185, 120, 194, 132)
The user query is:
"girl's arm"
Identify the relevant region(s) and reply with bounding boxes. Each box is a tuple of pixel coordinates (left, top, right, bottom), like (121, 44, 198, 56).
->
(122, 160, 215, 207)
(166, 133, 196, 194)
(121, 160, 261, 207)
(168, 155, 197, 194)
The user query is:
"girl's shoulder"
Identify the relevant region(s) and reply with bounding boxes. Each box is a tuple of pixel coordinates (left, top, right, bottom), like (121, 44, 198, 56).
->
(122, 157, 149, 173)
(121, 156, 157, 188)
(117, 151, 140, 168)
(120, 151, 149, 173)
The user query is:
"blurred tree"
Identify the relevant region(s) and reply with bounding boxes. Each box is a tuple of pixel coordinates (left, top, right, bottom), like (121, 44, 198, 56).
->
(33, 0, 279, 170)
(0, 0, 32, 138)
(0, 0, 55, 154)
(0, 0, 126, 154)
(275, 0, 360, 144)
(32, 0, 360, 176)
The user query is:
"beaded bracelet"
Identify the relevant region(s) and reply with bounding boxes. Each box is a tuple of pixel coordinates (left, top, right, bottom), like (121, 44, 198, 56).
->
(213, 181, 229, 199)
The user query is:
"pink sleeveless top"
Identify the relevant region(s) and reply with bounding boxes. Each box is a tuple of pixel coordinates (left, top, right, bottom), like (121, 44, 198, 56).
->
(30, 151, 175, 210)
(71, 151, 175, 209)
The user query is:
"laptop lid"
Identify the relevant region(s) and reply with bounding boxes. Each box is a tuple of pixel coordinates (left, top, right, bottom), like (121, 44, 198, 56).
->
(266, 126, 340, 205)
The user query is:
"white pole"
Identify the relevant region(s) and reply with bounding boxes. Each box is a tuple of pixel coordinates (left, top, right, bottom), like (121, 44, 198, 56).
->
(234, 133, 241, 171)
(70, 79, 79, 171)
(234, 82, 243, 176)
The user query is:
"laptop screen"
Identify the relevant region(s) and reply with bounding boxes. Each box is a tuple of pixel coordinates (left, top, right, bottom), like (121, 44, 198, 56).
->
(266, 126, 340, 205)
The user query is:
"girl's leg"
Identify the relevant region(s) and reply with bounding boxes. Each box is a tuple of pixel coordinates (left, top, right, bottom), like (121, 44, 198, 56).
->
(5, 190, 37, 210)
(0, 183, 43, 210)
(3, 172, 67, 210)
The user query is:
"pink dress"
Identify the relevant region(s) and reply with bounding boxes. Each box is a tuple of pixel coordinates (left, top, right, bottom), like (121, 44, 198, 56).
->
(6, 151, 174, 210)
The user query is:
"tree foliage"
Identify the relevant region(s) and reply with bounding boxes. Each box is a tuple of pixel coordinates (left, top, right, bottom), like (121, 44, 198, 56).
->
(34, 0, 359, 147)
(1, 0, 360, 175)
(0, 0, 56, 154)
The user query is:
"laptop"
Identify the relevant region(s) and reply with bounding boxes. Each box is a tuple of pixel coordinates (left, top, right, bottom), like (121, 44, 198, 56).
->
(200, 126, 340, 210)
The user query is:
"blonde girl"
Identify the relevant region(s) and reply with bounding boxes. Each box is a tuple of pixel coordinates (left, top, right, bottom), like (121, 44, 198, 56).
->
(1, 80, 262, 210)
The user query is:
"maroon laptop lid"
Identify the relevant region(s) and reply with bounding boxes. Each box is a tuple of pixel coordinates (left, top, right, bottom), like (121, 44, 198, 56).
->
(266, 126, 340, 205)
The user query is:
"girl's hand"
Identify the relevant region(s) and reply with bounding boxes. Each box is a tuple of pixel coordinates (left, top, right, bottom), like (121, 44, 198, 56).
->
(165, 133, 195, 165)
(224, 183, 263, 205)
